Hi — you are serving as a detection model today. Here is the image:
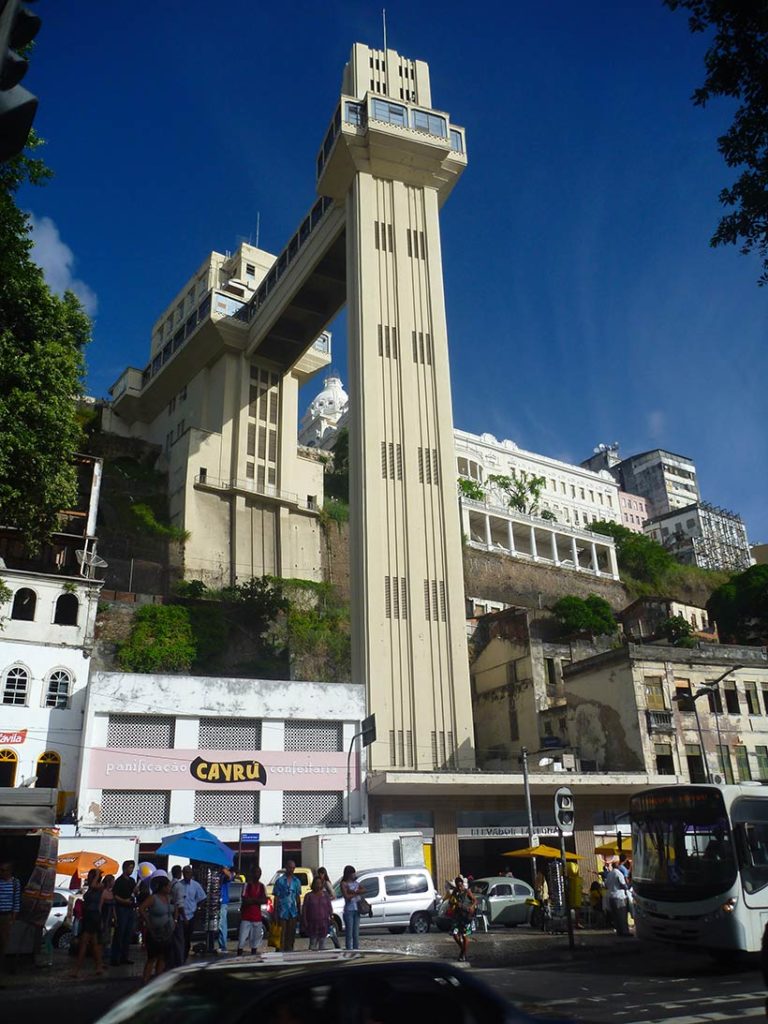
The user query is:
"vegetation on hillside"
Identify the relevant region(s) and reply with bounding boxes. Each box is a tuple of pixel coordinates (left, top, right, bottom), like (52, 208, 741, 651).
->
(552, 594, 617, 636)
(589, 520, 731, 602)
(118, 575, 350, 680)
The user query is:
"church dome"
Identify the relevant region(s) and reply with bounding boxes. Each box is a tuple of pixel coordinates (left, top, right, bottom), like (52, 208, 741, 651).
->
(308, 374, 349, 421)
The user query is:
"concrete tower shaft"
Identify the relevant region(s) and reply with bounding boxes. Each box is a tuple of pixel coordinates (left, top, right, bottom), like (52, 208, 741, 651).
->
(318, 44, 473, 772)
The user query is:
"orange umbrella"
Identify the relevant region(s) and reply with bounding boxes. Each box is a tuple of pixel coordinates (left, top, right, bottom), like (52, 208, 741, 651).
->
(57, 851, 120, 877)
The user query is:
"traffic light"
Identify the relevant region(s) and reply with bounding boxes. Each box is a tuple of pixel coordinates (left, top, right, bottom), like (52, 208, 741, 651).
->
(554, 786, 575, 831)
(0, 0, 41, 162)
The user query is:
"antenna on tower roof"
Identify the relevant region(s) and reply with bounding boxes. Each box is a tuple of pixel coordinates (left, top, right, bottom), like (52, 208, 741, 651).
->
(382, 8, 388, 53)
(255, 211, 260, 249)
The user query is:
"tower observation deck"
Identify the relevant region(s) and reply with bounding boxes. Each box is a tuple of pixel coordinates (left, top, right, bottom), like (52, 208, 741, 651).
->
(240, 43, 473, 772)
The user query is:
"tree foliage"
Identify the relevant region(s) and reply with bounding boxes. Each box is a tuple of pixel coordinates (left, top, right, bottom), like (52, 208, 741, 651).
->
(457, 477, 485, 502)
(552, 594, 617, 636)
(660, 614, 696, 646)
(707, 563, 768, 642)
(590, 520, 676, 586)
(665, 1, 768, 284)
(324, 427, 349, 502)
(0, 133, 91, 546)
(487, 473, 556, 520)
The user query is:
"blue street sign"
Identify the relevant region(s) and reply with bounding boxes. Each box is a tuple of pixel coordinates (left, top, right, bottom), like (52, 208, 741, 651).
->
(241, 833, 260, 843)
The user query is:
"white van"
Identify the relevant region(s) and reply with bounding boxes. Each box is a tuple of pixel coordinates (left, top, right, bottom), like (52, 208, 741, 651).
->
(331, 866, 439, 934)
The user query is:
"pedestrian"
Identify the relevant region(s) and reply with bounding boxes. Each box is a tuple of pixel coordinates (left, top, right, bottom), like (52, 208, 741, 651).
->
(237, 867, 267, 956)
(604, 860, 631, 936)
(217, 866, 234, 954)
(315, 867, 340, 949)
(179, 865, 207, 962)
(446, 876, 476, 963)
(618, 853, 634, 923)
(302, 877, 333, 951)
(110, 859, 137, 967)
(100, 874, 116, 948)
(139, 876, 176, 984)
(0, 861, 21, 979)
(168, 865, 185, 968)
(274, 861, 302, 952)
(340, 865, 362, 951)
(566, 860, 584, 929)
(71, 868, 105, 978)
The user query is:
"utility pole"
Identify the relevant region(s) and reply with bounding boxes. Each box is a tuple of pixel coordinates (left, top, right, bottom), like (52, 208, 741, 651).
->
(520, 747, 537, 879)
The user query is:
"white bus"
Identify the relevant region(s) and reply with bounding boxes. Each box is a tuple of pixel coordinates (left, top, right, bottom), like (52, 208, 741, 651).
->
(630, 784, 768, 953)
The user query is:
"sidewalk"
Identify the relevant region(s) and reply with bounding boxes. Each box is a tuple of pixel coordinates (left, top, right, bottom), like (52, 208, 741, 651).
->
(0, 926, 631, 989)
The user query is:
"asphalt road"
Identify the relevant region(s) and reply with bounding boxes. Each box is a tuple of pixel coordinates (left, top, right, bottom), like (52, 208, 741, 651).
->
(1, 929, 765, 1024)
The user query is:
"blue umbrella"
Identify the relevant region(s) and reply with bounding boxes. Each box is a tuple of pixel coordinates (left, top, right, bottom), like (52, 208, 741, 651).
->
(156, 826, 234, 867)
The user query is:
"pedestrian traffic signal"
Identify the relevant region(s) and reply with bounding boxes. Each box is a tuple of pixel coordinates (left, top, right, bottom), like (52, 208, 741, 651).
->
(554, 786, 574, 831)
(0, 0, 41, 162)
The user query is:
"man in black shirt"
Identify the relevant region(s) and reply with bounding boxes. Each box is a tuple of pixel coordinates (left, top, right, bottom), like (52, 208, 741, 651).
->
(110, 860, 137, 966)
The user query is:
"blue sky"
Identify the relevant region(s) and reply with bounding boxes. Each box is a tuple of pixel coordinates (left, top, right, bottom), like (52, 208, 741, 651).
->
(19, 2, 767, 540)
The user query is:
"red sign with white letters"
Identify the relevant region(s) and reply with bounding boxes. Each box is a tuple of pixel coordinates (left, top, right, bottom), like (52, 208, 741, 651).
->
(0, 729, 27, 744)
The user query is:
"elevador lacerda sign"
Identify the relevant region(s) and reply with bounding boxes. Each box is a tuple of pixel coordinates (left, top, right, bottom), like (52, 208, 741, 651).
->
(89, 747, 355, 791)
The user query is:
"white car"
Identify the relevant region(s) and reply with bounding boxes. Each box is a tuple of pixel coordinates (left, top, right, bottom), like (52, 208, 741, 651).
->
(331, 866, 439, 934)
(45, 887, 75, 948)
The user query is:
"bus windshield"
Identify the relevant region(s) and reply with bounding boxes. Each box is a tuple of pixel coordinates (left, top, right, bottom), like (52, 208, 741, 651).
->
(631, 788, 738, 902)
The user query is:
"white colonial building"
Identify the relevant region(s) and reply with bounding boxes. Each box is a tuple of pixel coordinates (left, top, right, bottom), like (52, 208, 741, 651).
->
(0, 567, 102, 815)
(77, 672, 367, 879)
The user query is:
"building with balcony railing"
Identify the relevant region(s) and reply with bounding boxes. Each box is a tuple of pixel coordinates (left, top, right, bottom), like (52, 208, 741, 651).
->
(105, 240, 333, 588)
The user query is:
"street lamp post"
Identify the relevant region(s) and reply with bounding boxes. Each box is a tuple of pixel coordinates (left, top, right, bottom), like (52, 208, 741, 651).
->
(672, 666, 743, 784)
(673, 690, 711, 782)
(520, 747, 537, 878)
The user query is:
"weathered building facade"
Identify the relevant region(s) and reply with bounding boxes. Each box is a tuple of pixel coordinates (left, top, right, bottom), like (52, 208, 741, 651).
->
(470, 607, 617, 771)
(560, 644, 768, 783)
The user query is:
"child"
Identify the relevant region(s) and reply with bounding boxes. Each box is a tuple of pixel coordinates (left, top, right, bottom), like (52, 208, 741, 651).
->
(302, 876, 333, 951)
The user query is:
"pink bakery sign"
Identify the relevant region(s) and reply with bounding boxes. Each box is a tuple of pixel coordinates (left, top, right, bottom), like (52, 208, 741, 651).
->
(88, 748, 358, 791)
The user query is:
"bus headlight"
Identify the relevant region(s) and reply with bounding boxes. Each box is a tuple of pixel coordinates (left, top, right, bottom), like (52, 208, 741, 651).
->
(720, 897, 737, 913)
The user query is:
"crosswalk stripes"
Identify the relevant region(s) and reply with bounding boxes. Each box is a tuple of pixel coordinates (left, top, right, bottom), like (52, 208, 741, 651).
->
(517, 986, 766, 1023)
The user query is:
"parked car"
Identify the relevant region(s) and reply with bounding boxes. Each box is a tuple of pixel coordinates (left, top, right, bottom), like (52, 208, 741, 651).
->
(330, 866, 439, 935)
(436, 876, 535, 931)
(45, 887, 75, 949)
(93, 951, 566, 1024)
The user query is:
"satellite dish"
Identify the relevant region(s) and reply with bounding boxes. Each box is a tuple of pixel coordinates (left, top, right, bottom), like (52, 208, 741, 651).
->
(76, 548, 109, 577)
(711, 773, 725, 786)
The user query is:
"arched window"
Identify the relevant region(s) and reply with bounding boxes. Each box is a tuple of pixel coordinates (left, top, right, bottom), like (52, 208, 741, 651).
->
(0, 749, 17, 787)
(35, 751, 61, 789)
(45, 670, 72, 709)
(54, 593, 79, 626)
(2, 666, 29, 706)
(11, 588, 36, 621)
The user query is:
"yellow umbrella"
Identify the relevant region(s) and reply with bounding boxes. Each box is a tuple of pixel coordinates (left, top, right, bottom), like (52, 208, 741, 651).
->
(57, 851, 120, 877)
(594, 839, 632, 857)
(504, 844, 582, 861)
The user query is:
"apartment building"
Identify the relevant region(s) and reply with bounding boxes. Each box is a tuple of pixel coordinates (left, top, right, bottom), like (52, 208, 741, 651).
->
(645, 501, 753, 573)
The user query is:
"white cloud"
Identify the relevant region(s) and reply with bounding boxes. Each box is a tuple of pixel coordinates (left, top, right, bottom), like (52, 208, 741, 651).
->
(647, 409, 666, 441)
(27, 213, 98, 316)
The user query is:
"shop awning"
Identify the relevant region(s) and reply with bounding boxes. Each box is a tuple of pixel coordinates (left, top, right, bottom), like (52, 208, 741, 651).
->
(0, 788, 57, 829)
